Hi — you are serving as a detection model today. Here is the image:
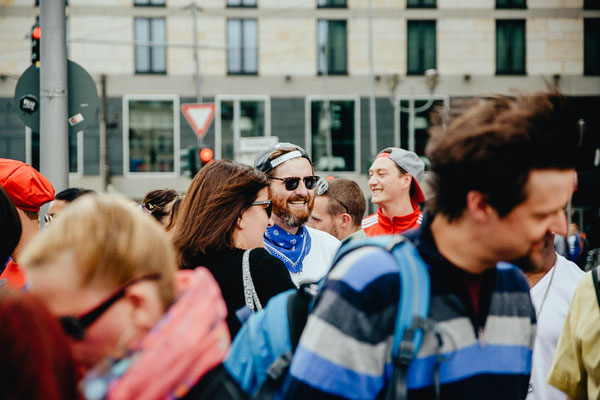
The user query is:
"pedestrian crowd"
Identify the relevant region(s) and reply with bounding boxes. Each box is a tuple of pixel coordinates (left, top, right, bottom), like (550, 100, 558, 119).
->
(1, 90, 599, 400)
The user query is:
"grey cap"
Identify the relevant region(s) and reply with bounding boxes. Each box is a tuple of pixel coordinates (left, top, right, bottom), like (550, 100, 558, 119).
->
(254, 142, 311, 173)
(377, 147, 425, 203)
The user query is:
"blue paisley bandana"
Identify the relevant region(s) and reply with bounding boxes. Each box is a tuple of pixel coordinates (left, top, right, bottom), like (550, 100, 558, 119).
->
(264, 224, 311, 274)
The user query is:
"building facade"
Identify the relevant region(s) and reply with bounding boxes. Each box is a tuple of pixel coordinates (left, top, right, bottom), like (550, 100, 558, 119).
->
(1, 0, 599, 224)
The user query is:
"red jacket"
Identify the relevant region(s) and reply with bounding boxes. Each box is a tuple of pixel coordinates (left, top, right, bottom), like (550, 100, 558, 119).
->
(0, 259, 26, 289)
(362, 205, 423, 237)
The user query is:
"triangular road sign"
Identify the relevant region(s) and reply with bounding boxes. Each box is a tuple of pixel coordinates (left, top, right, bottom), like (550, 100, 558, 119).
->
(181, 103, 216, 138)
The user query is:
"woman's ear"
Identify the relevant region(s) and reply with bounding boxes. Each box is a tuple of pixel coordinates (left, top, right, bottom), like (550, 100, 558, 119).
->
(236, 213, 245, 230)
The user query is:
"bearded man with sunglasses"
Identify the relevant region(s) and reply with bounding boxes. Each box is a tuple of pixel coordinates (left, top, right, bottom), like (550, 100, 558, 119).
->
(255, 143, 340, 287)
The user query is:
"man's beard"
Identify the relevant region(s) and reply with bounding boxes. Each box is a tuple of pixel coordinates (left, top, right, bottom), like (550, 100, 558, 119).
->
(272, 193, 314, 228)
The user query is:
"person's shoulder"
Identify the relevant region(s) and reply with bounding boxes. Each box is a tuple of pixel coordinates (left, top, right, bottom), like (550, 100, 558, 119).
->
(327, 245, 400, 291)
(305, 226, 341, 246)
(556, 253, 585, 278)
(495, 262, 531, 292)
(249, 247, 284, 266)
(362, 212, 379, 229)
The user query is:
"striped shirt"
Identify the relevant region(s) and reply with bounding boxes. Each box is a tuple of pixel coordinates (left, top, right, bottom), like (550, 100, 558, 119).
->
(282, 215, 536, 400)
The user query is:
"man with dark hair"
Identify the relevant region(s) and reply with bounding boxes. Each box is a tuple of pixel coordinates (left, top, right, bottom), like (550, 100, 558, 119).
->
(0, 158, 54, 289)
(255, 143, 340, 286)
(362, 147, 426, 236)
(307, 178, 367, 243)
(283, 92, 578, 399)
(45, 187, 95, 224)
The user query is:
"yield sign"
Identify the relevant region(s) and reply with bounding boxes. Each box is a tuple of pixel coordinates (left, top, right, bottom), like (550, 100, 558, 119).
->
(181, 103, 216, 138)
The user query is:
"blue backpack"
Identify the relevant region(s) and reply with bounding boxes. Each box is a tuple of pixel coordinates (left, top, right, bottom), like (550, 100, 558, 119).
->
(224, 235, 431, 400)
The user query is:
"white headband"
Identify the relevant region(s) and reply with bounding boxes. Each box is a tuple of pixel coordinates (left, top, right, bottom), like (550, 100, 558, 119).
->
(270, 150, 303, 169)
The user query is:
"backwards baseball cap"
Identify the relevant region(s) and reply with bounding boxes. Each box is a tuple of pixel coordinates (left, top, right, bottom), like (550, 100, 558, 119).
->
(0, 158, 55, 212)
(376, 147, 425, 203)
(254, 142, 312, 174)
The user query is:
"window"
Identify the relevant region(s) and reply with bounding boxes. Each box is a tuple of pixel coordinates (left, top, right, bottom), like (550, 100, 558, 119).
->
(227, 0, 257, 6)
(215, 96, 271, 163)
(317, 20, 347, 75)
(317, 0, 346, 7)
(227, 19, 258, 75)
(134, 0, 165, 5)
(407, 0, 436, 8)
(407, 21, 436, 75)
(123, 95, 180, 175)
(496, 0, 526, 8)
(584, 0, 600, 9)
(395, 96, 449, 156)
(306, 96, 360, 173)
(496, 20, 525, 75)
(135, 18, 166, 74)
(585, 19, 600, 75)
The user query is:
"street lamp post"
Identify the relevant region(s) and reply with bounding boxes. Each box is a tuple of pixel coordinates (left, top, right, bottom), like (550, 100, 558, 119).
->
(387, 69, 441, 152)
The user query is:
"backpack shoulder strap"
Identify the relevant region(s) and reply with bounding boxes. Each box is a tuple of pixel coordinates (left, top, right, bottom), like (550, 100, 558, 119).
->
(591, 266, 600, 310)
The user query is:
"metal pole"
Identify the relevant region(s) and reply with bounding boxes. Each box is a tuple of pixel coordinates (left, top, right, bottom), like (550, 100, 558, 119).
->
(367, 0, 377, 160)
(408, 96, 415, 152)
(99, 75, 108, 192)
(191, 3, 202, 104)
(191, 3, 203, 151)
(39, 0, 68, 192)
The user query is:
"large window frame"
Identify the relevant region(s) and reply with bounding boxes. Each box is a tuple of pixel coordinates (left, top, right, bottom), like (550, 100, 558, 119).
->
(584, 19, 600, 76)
(317, 0, 347, 8)
(496, 19, 526, 75)
(406, 0, 436, 8)
(25, 128, 82, 176)
(305, 95, 360, 174)
(134, 0, 165, 6)
(496, 0, 526, 9)
(407, 20, 437, 75)
(122, 94, 180, 177)
(394, 95, 449, 156)
(317, 20, 348, 76)
(215, 95, 272, 162)
(227, 18, 258, 75)
(227, 0, 257, 7)
(134, 17, 166, 74)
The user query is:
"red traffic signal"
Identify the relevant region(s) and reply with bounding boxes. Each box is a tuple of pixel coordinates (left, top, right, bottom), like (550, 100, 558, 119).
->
(32, 26, 41, 40)
(199, 147, 214, 164)
(31, 21, 40, 65)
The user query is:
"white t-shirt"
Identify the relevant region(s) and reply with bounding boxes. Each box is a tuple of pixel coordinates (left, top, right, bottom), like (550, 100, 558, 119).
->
(527, 254, 585, 400)
(289, 226, 340, 287)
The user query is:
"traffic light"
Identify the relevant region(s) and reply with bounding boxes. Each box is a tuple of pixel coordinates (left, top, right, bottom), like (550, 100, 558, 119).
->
(31, 19, 41, 66)
(199, 147, 214, 166)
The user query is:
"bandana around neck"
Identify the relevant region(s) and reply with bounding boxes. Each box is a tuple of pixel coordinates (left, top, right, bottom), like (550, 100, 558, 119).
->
(264, 224, 311, 274)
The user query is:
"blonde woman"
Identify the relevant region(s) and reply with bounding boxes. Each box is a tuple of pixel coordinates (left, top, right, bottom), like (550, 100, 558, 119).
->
(21, 194, 244, 399)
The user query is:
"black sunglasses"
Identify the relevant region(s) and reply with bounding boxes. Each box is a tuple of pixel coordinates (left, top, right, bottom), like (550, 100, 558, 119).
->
(251, 200, 272, 218)
(59, 273, 162, 341)
(269, 176, 320, 191)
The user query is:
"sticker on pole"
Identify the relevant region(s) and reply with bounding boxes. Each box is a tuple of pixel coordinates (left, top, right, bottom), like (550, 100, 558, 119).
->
(181, 103, 216, 138)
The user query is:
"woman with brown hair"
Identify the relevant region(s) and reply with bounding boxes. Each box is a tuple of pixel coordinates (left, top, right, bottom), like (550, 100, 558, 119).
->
(140, 189, 183, 231)
(172, 160, 295, 337)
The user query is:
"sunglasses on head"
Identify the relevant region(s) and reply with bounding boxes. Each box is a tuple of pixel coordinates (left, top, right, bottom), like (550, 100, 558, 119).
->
(251, 200, 272, 218)
(269, 176, 320, 191)
(59, 273, 162, 341)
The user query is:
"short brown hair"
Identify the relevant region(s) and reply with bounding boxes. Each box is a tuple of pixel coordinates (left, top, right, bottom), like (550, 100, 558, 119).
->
(426, 91, 579, 220)
(172, 160, 269, 268)
(20, 194, 177, 309)
(322, 178, 366, 228)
